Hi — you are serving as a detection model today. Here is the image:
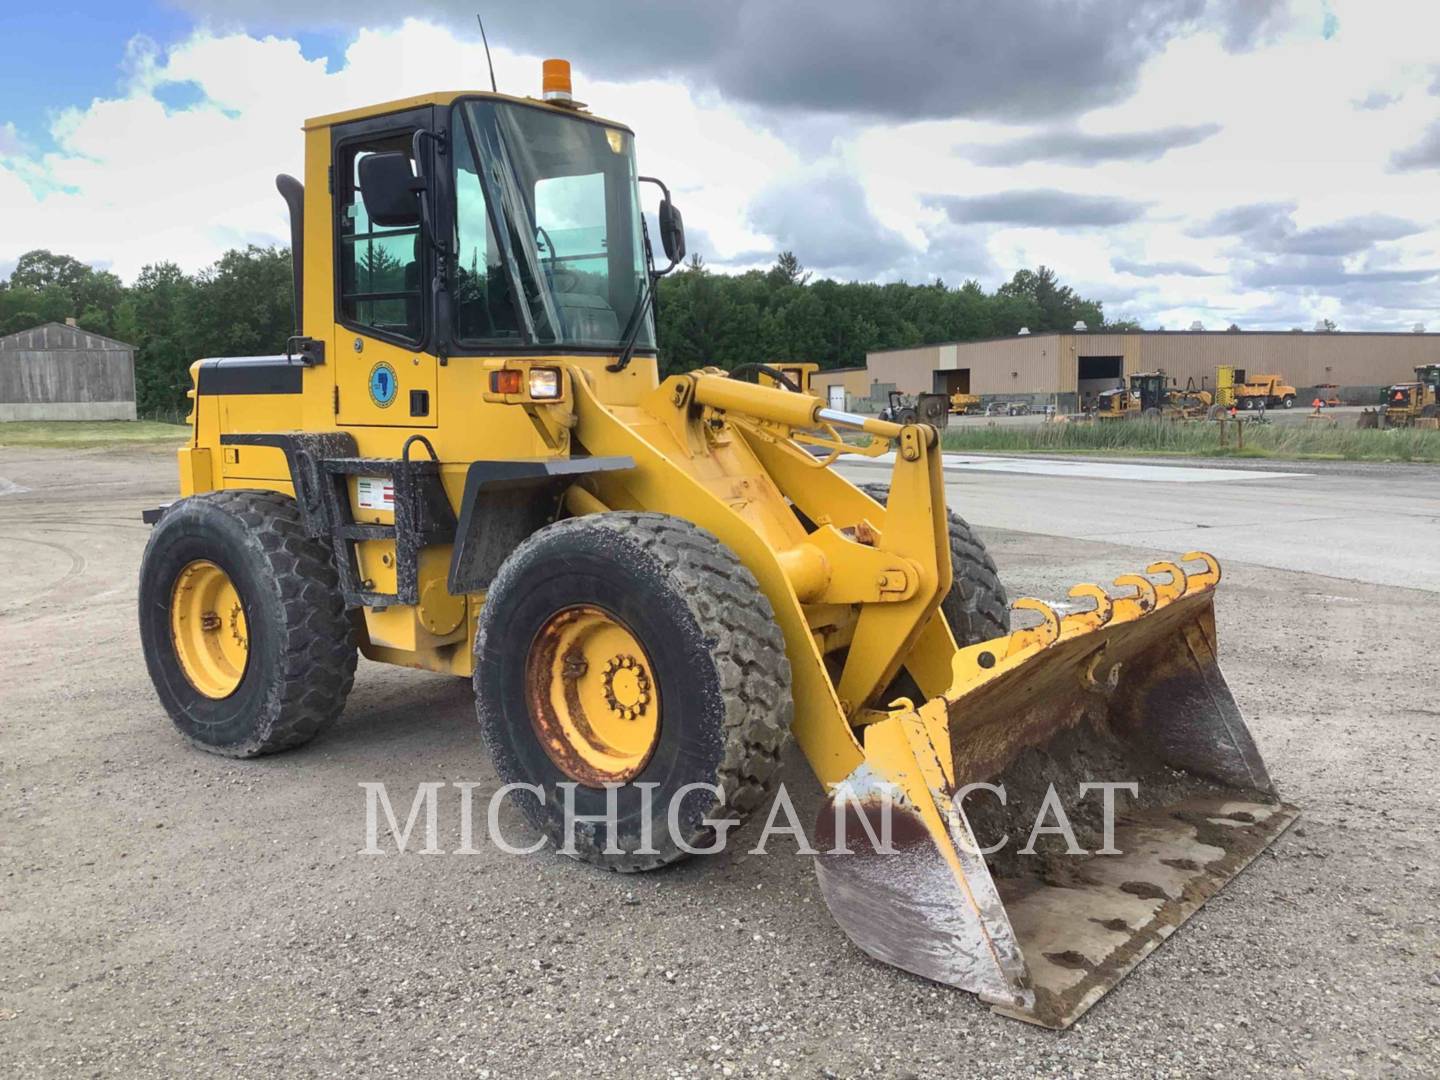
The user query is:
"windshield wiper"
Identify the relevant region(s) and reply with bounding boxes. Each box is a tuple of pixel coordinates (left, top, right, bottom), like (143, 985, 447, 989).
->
(608, 274, 655, 373)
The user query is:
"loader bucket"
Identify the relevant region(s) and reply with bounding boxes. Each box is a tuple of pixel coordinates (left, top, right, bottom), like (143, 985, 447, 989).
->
(814, 552, 1297, 1029)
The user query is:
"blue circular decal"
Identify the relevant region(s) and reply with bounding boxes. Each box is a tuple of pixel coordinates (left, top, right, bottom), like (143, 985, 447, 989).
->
(368, 361, 397, 408)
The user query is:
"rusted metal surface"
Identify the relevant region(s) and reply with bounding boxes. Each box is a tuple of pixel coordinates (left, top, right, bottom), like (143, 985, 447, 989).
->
(523, 604, 661, 787)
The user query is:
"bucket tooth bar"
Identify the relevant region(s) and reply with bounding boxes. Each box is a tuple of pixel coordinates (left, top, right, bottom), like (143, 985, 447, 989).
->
(815, 550, 1296, 1029)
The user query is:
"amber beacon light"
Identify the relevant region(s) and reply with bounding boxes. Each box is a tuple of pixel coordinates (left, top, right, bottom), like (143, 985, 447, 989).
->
(542, 59, 573, 102)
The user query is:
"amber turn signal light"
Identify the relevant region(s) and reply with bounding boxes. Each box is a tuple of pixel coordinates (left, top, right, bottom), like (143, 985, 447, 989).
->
(489, 369, 523, 395)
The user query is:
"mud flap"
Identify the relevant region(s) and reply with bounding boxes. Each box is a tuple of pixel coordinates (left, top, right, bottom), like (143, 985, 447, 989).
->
(814, 552, 1298, 1028)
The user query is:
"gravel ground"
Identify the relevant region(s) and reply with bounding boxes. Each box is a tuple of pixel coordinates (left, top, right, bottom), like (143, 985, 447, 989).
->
(1, 445, 1436, 1078)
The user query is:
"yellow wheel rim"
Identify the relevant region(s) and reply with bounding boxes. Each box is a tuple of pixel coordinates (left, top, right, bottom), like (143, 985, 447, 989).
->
(525, 605, 661, 786)
(170, 560, 249, 699)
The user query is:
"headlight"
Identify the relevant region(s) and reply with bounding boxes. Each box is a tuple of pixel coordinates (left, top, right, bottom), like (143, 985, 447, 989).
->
(528, 367, 561, 399)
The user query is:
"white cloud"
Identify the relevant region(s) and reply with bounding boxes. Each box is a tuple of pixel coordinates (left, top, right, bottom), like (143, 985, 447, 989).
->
(2, 3, 1440, 329)
(0, 21, 796, 279)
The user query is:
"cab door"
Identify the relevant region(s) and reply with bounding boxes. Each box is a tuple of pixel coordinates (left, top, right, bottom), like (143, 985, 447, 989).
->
(332, 108, 438, 428)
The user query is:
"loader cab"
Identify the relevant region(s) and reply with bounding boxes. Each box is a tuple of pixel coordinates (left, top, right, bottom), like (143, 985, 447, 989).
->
(284, 86, 681, 430)
(1417, 364, 1440, 397)
(1094, 386, 1129, 415)
(1128, 371, 1168, 413)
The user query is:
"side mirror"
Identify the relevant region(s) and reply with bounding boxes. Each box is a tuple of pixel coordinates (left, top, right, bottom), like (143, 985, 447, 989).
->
(658, 198, 686, 264)
(358, 152, 422, 228)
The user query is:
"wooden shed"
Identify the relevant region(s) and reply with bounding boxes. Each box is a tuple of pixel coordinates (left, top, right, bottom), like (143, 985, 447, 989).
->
(0, 321, 137, 421)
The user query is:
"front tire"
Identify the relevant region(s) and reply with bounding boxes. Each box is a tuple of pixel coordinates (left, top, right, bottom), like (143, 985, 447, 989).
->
(138, 490, 357, 757)
(475, 512, 792, 871)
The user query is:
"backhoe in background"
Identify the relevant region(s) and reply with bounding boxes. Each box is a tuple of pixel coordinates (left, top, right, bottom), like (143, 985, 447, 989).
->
(137, 61, 1294, 1028)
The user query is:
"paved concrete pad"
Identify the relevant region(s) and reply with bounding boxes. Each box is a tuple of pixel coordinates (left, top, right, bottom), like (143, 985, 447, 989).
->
(854, 450, 1308, 483)
(842, 455, 1440, 593)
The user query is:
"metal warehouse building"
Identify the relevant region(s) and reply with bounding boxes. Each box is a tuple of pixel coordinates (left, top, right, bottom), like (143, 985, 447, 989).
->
(0, 321, 137, 421)
(863, 329, 1440, 413)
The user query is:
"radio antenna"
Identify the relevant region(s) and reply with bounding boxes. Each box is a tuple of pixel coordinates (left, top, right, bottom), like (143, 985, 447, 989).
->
(476, 14, 498, 93)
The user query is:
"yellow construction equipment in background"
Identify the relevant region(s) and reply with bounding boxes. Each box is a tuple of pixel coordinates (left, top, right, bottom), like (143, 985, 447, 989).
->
(1230, 370, 1297, 410)
(949, 391, 980, 415)
(136, 63, 1294, 1029)
(758, 361, 819, 396)
(1363, 363, 1440, 428)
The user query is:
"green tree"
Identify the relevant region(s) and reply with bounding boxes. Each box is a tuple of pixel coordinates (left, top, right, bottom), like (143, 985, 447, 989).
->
(127, 262, 196, 414)
(765, 251, 810, 289)
(10, 250, 92, 293)
(184, 245, 294, 361)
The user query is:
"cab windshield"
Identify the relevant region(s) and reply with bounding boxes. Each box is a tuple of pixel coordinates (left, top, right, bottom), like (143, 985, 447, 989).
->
(451, 99, 654, 351)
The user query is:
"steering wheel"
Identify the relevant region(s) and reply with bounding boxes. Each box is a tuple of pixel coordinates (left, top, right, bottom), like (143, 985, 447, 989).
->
(536, 225, 558, 275)
(535, 225, 580, 293)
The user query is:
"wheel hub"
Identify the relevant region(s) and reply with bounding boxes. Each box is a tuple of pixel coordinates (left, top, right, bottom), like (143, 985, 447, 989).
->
(525, 606, 661, 785)
(603, 654, 651, 720)
(170, 560, 249, 699)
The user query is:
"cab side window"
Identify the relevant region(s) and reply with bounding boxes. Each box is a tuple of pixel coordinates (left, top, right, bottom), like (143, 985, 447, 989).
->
(337, 133, 423, 342)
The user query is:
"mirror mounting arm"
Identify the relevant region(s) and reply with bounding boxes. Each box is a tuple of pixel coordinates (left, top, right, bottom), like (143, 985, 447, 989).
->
(409, 128, 454, 364)
(639, 175, 684, 275)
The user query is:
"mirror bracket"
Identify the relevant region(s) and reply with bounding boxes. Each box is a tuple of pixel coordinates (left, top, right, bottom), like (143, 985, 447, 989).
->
(639, 175, 685, 274)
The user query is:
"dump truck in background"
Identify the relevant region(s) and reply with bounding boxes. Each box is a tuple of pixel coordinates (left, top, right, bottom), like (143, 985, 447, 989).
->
(1230, 370, 1296, 410)
(135, 62, 1294, 1029)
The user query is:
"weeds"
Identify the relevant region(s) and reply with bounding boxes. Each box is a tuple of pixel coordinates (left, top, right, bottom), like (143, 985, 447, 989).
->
(938, 418, 1440, 463)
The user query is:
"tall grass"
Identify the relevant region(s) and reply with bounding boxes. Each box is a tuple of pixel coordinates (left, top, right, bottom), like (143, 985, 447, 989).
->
(939, 418, 1440, 463)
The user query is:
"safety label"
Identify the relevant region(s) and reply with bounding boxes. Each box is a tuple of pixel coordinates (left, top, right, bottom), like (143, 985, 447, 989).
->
(356, 476, 394, 511)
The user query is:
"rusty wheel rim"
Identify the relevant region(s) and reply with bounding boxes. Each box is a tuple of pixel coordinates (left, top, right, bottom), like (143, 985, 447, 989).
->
(524, 605, 661, 785)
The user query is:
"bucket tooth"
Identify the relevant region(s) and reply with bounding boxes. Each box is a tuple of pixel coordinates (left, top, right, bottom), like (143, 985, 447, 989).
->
(1180, 550, 1221, 591)
(1145, 561, 1187, 603)
(1111, 573, 1157, 620)
(1060, 584, 1113, 636)
(1010, 598, 1061, 648)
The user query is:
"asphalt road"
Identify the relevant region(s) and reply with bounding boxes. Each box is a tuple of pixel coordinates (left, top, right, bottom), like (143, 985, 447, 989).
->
(941, 404, 1374, 429)
(2, 444, 1437, 1078)
(841, 452, 1440, 593)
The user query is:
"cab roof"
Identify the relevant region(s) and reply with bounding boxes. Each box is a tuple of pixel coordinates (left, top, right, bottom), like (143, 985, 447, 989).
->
(303, 90, 632, 133)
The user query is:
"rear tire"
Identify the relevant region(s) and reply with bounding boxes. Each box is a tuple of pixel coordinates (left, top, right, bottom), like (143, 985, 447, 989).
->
(138, 490, 357, 757)
(858, 483, 1009, 646)
(474, 512, 792, 871)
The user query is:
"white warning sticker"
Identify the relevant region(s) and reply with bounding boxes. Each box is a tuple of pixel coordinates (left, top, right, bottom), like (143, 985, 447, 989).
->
(356, 476, 394, 511)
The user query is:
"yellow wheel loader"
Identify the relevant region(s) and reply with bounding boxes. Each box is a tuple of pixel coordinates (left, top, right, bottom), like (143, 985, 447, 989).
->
(137, 64, 1295, 1028)
(1373, 364, 1440, 428)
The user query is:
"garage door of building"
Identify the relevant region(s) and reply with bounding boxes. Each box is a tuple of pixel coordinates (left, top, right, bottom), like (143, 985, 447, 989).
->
(827, 385, 846, 409)
(1078, 355, 1123, 408)
(936, 369, 971, 395)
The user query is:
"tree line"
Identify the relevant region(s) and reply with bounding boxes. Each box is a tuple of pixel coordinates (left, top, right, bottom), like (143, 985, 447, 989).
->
(0, 247, 294, 418)
(0, 246, 1123, 416)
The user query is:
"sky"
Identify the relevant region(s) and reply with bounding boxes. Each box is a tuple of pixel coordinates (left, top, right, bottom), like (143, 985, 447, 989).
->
(3, 1, 1440, 330)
